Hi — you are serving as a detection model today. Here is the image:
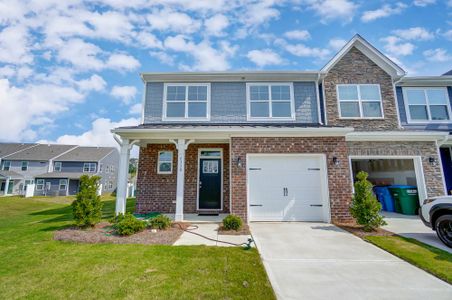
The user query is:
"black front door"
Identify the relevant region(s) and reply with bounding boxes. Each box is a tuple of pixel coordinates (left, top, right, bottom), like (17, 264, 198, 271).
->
(199, 158, 222, 209)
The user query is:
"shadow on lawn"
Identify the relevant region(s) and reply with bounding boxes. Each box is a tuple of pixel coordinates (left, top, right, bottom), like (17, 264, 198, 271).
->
(398, 236, 452, 264)
(29, 199, 136, 231)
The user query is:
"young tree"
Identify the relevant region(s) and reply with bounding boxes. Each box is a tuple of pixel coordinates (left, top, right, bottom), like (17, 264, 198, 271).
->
(72, 175, 103, 228)
(349, 171, 386, 231)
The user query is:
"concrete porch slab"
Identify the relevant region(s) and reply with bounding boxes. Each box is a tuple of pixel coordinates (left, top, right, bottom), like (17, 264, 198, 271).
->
(173, 223, 252, 247)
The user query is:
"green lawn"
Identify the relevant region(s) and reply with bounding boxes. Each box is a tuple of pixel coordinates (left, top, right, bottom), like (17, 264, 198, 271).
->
(365, 235, 452, 284)
(0, 196, 275, 299)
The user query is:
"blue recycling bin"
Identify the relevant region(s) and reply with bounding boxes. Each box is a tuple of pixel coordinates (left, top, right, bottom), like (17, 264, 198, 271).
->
(373, 186, 395, 212)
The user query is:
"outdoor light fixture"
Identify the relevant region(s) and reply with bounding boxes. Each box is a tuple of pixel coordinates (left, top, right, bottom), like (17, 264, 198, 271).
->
(237, 156, 242, 168)
(429, 157, 437, 166)
(332, 156, 340, 166)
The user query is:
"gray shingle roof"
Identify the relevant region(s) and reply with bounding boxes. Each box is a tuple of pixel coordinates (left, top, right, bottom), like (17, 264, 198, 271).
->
(116, 122, 342, 130)
(54, 146, 116, 162)
(0, 143, 37, 158)
(3, 144, 76, 161)
(0, 170, 23, 179)
(35, 172, 89, 179)
(443, 70, 452, 76)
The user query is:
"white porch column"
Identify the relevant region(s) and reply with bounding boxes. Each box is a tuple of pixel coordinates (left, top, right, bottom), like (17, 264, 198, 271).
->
(4, 177, 10, 195)
(171, 139, 194, 222)
(115, 138, 130, 215)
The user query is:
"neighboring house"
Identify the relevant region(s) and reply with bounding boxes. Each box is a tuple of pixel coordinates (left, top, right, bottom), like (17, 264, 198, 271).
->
(0, 143, 119, 197)
(0, 143, 37, 196)
(112, 34, 449, 224)
(395, 74, 452, 194)
(34, 146, 119, 196)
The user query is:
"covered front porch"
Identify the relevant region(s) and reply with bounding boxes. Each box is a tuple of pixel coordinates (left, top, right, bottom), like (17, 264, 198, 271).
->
(0, 170, 23, 196)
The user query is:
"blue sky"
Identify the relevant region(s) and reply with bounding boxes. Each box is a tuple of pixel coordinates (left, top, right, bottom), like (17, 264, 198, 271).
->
(0, 0, 451, 149)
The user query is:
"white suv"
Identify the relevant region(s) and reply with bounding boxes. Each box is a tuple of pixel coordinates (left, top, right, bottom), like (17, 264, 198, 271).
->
(420, 196, 452, 248)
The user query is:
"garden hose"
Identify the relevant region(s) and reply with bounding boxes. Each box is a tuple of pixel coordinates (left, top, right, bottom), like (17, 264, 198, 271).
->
(175, 223, 254, 249)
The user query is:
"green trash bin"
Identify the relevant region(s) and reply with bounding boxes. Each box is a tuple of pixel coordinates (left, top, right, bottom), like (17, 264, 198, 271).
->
(388, 185, 420, 215)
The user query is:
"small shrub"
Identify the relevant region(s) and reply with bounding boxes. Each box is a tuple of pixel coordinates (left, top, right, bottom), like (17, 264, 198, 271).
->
(350, 171, 387, 232)
(148, 215, 172, 230)
(72, 175, 103, 228)
(223, 214, 243, 231)
(111, 213, 146, 236)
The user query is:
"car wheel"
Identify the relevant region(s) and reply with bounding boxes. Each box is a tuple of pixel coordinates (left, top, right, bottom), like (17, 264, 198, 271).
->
(435, 215, 452, 248)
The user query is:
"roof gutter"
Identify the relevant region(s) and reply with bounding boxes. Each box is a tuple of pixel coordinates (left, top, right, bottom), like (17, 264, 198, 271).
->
(346, 131, 449, 142)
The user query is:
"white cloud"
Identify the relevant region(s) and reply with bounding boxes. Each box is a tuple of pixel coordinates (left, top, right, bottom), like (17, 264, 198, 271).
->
(48, 117, 140, 148)
(392, 27, 434, 40)
(76, 74, 107, 92)
(247, 49, 283, 67)
(150, 51, 175, 65)
(146, 8, 201, 34)
(361, 2, 407, 22)
(56, 38, 104, 71)
(380, 36, 415, 56)
(164, 35, 236, 71)
(301, 0, 357, 23)
(423, 48, 452, 62)
(284, 30, 310, 40)
(413, 0, 436, 6)
(111, 85, 137, 104)
(284, 43, 330, 59)
(328, 38, 347, 51)
(443, 29, 452, 40)
(0, 25, 33, 64)
(129, 103, 142, 115)
(204, 14, 229, 36)
(135, 31, 163, 49)
(105, 53, 141, 72)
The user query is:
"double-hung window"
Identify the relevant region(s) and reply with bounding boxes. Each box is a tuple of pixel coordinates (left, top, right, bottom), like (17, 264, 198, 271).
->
(59, 179, 67, 191)
(2, 161, 11, 171)
(337, 84, 383, 118)
(21, 161, 28, 171)
(157, 151, 173, 174)
(36, 179, 44, 191)
(164, 83, 210, 120)
(247, 83, 294, 120)
(83, 162, 96, 173)
(404, 88, 451, 122)
(54, 162, 62, 172)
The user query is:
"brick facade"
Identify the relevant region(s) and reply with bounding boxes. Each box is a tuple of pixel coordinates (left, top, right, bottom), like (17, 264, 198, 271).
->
(136, 143, 230, 214)
(230, 137, 353, 223)
(323, 47, 400, 131)
(347, 141, 445, 197)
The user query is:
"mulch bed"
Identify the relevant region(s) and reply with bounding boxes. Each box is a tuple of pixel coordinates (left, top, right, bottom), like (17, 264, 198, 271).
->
(335, 222, 395, 238)
(217, 224, 250, 235)
(54, 222, 184, 245)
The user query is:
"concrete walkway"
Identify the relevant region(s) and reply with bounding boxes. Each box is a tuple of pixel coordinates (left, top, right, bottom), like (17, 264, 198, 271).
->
(382, 211, 452, 253)
(173, 223, 251, 247)
(251, 222, 452, 300)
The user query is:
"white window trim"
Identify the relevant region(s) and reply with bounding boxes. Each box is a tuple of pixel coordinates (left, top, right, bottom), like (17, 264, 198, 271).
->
(246, 82, 295, 121)
(336, 84, 384, 119)
(2, 161, 11, 171)
(162, 83, 211, 121)
(59, 179, 67, 191)
(54, 162, 62, 172)
(36, 179, 44, 191)
(83, 162, 96, 173)
(157, 151, 173, 174)
(21, 161, 28, 171)
(403, 87, 452, 124)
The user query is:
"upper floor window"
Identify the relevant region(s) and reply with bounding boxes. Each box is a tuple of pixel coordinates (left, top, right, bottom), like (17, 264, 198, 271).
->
(163, 83, 210, 120)
(2, 161, 11, 171)
(337, 84, 383, 118)
(83, 162, 96, 173)
(246, 83, 294, 120)
(403, 88, 451, 122)
(157, 151, 173, 174)
(54, 162, 62, 172)
(21, 161, 28, 171)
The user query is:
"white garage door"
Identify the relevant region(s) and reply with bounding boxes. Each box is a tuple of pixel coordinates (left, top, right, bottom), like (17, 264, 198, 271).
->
(248, 155, 328, 222)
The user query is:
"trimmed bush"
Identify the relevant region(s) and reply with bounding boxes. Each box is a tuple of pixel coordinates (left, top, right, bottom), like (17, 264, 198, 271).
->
(350, 171, 387, 232)
(148, 215, 172, 230)
(111, 213, 146, 236)
(223, 214, 243, 231)
(72, 175, 103, 228)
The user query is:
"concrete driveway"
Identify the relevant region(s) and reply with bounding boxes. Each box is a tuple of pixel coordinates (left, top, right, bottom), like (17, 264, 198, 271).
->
(382, 211, 452, 253)
(250, 223, 452, 300)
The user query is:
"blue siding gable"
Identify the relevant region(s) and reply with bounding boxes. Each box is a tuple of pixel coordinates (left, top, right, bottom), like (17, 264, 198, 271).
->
(396, 85, 452, 131)
(143, 81, 319, 124)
